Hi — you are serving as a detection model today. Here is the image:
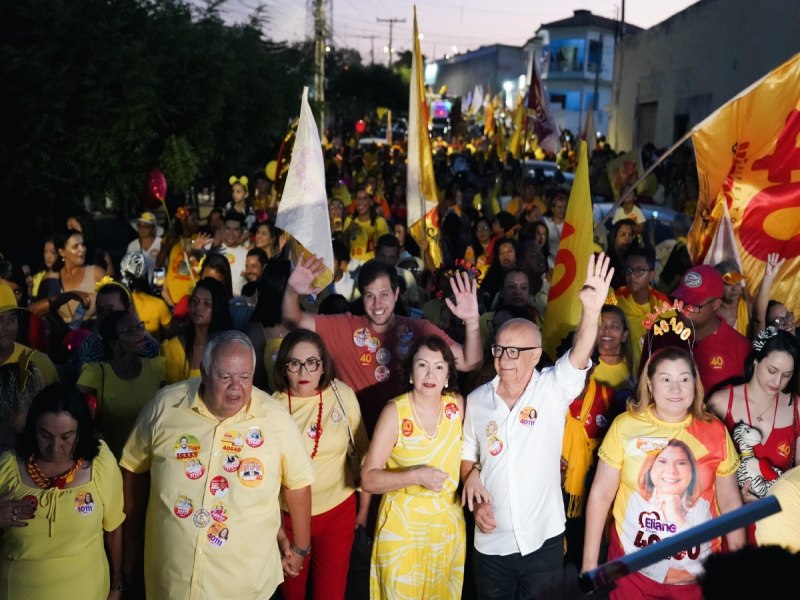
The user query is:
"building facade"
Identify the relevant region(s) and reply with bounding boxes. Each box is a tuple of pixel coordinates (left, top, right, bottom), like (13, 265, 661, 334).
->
(610, 0, 800, 151)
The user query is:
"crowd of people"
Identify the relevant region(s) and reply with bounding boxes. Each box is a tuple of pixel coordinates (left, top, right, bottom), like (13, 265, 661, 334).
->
(0, 136, 798, 600)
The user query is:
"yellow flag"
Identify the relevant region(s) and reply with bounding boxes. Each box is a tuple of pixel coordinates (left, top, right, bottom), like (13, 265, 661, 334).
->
(688, 52, 800, 315)
(508, 94, 526, 159)
(541, 141, 594, 358)
(406, 6, 442, 268)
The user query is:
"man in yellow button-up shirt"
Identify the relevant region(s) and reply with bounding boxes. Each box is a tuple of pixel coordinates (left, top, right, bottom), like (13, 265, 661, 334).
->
(121, 331, 313, 600)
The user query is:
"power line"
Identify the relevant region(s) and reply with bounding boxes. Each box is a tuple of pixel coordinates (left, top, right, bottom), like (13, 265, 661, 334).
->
(376, 16, 405, 68)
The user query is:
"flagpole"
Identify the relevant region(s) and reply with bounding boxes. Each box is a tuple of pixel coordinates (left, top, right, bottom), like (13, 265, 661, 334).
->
(596, 128, 694, 233)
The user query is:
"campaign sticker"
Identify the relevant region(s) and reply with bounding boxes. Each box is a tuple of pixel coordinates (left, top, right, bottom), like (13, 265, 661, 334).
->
(376, 348, 391, 365)
(353, 327, 370, 347)
(174, 435, 201, 460)
(174, 496, 194, 519)
(209, 476, 230, 498)
(222, 454, 240, 473)
(488, 436, 504, 457)
(395, 344, 411, 359)
(444, 402, 460, 420)
(307, 423, 320, 440)
(366, 337, 380, 353)
(401, 418, 414, 437)
(185, 459, 206, 480)
(375, 365, 390, 382)
(207, 522, 229, 548)
(238, 458, 264, 487)
(485, 421, 498, 437)
(246, 427, 264, 448)
(22, 495, 38, 510)
(221, 430, 244, 454)
(330, 407, 343, 424)
(397, 325, 413, 343)
(193, 507, 212, 528)
(359, 352, 373, 367)
(519, 406, 537, 426)
(74, 491, 95, 515)
(210, 502, 228, 523)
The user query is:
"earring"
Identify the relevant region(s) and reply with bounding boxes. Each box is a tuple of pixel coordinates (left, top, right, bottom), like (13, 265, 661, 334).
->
(409, 377, 413, 385)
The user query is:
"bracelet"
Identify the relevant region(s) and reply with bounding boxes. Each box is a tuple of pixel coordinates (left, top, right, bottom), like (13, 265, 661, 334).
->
(469, 463, 481, 474)
(291, 543, 312, 557)
(110, 581, 125, 592)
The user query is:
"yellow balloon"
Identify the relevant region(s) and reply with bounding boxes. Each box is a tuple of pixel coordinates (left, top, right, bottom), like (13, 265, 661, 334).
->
(265, 160, 277, 182)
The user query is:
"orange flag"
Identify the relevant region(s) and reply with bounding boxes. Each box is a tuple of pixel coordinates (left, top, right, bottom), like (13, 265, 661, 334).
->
(406, 6, 442, 268)
(541, 141, 594, 358)
(688, 52, 800, 315)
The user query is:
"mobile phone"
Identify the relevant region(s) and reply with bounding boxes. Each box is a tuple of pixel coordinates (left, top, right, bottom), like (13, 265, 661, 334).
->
(153, 268, 166, 291)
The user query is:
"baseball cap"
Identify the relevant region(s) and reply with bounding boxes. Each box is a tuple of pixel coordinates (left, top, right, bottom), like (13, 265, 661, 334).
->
(0, 282, 26, 313)
(130, 212, 164, 237)
(671, 265, 724, 306)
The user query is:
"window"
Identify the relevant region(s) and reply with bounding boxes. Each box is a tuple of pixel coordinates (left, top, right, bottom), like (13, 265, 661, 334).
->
(548, 39, 586, 73)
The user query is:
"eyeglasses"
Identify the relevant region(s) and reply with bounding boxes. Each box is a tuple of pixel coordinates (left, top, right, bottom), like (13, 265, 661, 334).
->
(623, 267, 652, 278)
(684, 299, 716, 314)
(771, 313, 795, 328)
(476, 224, 491, 231)
(286, 357, 322, 373)
(490, 344, 540, 359)
(117, 321, 145, 336)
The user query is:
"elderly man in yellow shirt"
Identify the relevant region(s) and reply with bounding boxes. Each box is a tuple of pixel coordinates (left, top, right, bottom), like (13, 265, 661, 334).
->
(120, 330, 313, 600)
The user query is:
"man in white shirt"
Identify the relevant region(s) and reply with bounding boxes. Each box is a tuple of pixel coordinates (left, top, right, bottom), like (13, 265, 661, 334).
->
(461, 253, 613, 599)
(127, 212, 163, 284)
(216, 211, 249, 296)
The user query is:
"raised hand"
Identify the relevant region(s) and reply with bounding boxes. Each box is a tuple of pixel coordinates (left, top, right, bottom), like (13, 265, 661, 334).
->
(578, 253, 613, 313)
(763, 253, 785, 283)
(287, 254, 326, 295)
(445, 270, 479, 323)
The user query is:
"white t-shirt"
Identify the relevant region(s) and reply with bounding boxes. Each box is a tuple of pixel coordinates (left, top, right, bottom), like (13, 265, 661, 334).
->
(218, 244, 249, 296)
(463, 351, 590, 556)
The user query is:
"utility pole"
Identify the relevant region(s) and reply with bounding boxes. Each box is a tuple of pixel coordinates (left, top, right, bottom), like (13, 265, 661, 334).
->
(377, 17, 405, 69)
(351, 35, 379, 64)
(314, 0, 326, 131)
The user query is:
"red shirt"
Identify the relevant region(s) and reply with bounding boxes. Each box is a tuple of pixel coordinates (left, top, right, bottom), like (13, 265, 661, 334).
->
(314, 313, 454, 434)
(693, 317, 751, 395)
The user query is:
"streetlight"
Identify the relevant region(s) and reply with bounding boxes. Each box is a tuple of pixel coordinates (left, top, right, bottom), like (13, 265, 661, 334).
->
(503, 80, 514, 109)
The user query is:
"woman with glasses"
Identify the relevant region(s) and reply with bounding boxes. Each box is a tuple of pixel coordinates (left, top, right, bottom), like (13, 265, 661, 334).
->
(706, 327, 799, 541)
(363, 335, 466, 599)
(272, 329, 370, 600)
(463, 217, 496, 279)
(77, 311, 165, 458)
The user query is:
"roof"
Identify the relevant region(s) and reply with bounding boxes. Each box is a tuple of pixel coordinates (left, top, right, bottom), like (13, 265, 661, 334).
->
(537, 9, 642, 34)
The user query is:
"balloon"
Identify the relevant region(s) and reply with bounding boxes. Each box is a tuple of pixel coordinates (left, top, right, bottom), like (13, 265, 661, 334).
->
(355, 119, 366, 134)
(265, 160, 277, 182)
(148, 169, 167, 202)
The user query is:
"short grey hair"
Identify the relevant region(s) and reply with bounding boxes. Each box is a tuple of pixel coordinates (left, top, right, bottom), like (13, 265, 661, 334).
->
(201, 330, 257, 375)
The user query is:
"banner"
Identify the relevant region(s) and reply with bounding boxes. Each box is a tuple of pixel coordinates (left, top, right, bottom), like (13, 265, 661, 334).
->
(689, 52, 800, 313)
(275, 86, 333, 288)
(541, 140, 594, 358)
(527, 58, 560, 155)
(406, 6, 442, 268)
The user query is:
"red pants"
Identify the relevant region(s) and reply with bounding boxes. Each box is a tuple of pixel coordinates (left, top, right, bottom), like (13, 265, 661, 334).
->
(281, 493, 356, 600)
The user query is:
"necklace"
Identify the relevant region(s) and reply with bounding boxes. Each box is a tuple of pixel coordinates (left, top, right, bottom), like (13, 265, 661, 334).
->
(288, 390, 324, 459)
(27, 455, 82, 489)
(409, 391, 443, 439)
(744, 384, 779, 425)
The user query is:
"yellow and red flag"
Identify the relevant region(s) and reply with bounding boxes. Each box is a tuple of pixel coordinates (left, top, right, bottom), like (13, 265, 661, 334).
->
(688, 52, 800, 314)
(508, 93, 526, 159)
(406, 6, 442, 268)
(541, 140, 595, 358)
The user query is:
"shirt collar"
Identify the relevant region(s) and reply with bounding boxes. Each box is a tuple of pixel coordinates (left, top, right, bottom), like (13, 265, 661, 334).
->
(177, 378, 267, 421)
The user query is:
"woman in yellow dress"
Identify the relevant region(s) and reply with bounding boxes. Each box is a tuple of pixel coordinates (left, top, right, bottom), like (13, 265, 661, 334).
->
(0, 383, 124, 599)
(362, 335, 466, 599)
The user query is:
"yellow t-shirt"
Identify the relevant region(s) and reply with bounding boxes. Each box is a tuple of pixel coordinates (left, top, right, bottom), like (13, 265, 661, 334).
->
(164, 238, 202, 305)
(593, 358, 631, 390)
(2, 343, 59, 385)
(120, 379, 314, 600)
(77, 357, 165, 458)
(0, 441, 124, 600)
(161, 337, 200, 384)
(132, 291, 172, 337)
(343, 215, 389, 262)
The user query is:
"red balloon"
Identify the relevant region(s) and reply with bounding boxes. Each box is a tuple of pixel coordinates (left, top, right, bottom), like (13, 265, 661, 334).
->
(148, 169, 167, 202)
(355, 119, 366, 134)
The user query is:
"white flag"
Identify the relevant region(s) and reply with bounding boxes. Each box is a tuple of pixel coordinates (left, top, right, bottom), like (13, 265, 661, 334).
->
(276, 87, 334, 278)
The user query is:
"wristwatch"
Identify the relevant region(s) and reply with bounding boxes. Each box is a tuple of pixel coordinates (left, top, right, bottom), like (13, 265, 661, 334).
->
(291, 543, 312, 557)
